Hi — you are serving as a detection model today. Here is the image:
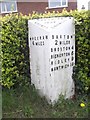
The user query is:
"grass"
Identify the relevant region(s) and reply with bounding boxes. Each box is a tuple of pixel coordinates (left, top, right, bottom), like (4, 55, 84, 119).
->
(0, 87, 2, 120)
(2, 84, 89, 118)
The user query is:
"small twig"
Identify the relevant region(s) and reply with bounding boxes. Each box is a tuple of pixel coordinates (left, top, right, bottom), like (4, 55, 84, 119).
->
(18, 92, 23, 99)
(3, 110, 23, 115)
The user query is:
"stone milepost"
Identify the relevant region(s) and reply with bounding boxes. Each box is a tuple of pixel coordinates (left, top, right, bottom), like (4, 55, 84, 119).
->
(28, 17, 75, 104)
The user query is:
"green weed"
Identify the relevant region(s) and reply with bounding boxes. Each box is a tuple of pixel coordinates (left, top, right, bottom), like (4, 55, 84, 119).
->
(2, 85, 89, 118)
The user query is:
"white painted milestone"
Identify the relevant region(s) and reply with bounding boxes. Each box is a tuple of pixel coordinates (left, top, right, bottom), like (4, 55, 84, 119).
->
(28, 17, 75, 104)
